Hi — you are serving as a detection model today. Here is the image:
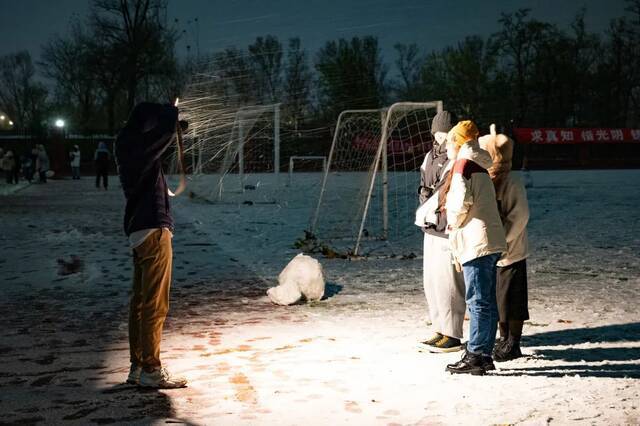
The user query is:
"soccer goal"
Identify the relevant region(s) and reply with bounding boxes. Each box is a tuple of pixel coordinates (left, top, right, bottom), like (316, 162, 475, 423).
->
(310, 101, 443, 256)
(213, 104, 281, 201)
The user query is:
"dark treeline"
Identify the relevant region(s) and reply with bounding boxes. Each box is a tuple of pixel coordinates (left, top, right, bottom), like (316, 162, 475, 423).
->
(0, 0, 638, 135)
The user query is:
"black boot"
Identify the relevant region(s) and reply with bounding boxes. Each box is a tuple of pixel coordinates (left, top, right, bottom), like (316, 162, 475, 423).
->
(482, 355, 496, 371)
(446, 351, 486, 375)
(492, 336, 508, 357)
(493, 336, 523, 362)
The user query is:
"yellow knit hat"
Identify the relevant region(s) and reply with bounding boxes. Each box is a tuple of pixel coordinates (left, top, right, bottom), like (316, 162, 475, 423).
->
(451, 120, 479, 146)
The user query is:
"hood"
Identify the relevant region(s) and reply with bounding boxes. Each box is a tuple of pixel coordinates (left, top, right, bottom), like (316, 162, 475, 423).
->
(125, 102, 176, 134)
(479, 124, 513, 180)
(479, 124, 513, 164)
(457, 139, 494, 170)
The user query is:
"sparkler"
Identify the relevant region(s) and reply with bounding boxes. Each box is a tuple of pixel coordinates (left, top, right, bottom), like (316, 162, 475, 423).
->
(169, 97, 187, 197)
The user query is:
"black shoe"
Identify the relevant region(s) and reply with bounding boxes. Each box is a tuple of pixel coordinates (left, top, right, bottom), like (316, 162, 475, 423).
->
(493, 336, 523, 362)
(482, 356, 496, 371)
(446, 351, 486, 375)
(492, 337, 508, 356)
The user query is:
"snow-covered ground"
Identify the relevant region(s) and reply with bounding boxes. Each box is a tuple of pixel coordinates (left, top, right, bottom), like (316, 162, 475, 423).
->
(0, 170, 638, 425)
(0, 180, 30, 196)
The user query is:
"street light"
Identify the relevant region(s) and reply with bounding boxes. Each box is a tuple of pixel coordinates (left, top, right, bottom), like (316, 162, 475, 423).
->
(55, 119, 66, 128)
(0, 115, 5, 121)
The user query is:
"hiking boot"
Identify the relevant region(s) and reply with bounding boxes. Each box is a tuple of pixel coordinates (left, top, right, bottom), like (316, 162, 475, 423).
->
(493, 336, 523, 362)
(428, 336, 463, 353)
(446, 351, 486, 375)
(482, 356, 496, 371)
(126, 364, 142, 385)
(417, 333, 443, 351)
(492, 337, 508, 356)
(139, 367, 188, 389)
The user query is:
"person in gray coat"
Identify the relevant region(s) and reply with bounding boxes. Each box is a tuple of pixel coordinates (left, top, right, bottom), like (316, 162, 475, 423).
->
(480, 126, 530, 362)
(415, 111, 466, 353)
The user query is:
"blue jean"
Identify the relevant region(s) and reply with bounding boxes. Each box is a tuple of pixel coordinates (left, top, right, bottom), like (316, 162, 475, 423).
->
(462, 253, 501, 356)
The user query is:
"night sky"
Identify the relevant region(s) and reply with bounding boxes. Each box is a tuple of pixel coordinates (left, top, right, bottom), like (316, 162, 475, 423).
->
(0, 0, 631, 61)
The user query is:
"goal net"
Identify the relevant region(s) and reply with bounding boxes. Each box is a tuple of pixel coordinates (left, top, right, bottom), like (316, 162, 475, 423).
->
(310, 101, 443, 256)
(176, 100, 281, 203)
(213, 104, 281, 202)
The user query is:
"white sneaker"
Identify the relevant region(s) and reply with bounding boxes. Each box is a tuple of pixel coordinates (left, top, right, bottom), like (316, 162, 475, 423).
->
(126, 364, 142, 385)
(139, 367, 187, 389)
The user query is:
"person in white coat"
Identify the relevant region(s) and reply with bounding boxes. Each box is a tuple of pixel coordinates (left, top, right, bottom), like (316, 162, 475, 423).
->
(415, 111, 466, 353)
(69, 145, 81, 180)
(479, 125, 530, 362)
(36, 145, 50, 183)
(440, 120, 507, 375)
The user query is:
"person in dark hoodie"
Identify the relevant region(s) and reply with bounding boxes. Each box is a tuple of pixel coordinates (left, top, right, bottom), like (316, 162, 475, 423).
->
(415, 111, 466, 353)
(94, 142, 111, 189)
(115, 102, 188, 389)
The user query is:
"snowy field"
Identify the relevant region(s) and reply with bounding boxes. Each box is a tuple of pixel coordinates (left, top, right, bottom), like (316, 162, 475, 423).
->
(0, 169, 639, 425)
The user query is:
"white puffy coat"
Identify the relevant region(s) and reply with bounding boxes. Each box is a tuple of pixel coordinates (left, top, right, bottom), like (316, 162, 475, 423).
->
(445, 140, 507, 264)
(70, 150, 81, 167)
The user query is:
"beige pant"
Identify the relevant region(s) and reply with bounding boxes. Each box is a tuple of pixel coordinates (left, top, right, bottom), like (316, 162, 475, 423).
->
(129, 228, 172, 370)
(423, 232, 466, 339)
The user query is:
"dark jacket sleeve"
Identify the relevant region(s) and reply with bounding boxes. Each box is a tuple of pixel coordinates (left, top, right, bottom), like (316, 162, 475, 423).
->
(418, 149, 445, 205)
(418, 171, 434, 205)
(418, 152, 433, 205)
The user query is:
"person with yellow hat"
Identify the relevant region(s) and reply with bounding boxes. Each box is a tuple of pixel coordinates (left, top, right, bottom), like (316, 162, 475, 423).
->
(439, 120, 507, 375)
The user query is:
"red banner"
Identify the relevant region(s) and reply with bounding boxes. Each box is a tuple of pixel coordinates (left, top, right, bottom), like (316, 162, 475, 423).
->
(514, 128, 640, 144)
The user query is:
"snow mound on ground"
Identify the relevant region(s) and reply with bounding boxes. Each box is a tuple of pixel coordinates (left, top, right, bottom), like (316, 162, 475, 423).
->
(267, 253, 325, 305)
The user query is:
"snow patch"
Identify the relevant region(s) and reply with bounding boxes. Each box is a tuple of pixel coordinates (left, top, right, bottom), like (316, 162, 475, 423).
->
(44, 228, 106, 242)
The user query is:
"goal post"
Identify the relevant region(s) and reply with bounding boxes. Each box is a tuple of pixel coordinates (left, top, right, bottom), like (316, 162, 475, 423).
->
(310, 101, 443, 256)
(310, 108, 385, 235)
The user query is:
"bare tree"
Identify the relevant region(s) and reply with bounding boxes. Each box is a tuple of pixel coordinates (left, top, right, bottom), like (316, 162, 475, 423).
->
(284, 38, 311, 130)
(419, 36, 499, 122)
(494, 9, 551, 124)
(624, 0, 640, 125)
(315, 36, 388, 119)
(604, 17, 637, 126)
(213, 47, 256, 105)
(91, 0, 179, 111)
(41, 21, 98, 130)
(0, 51, 48, 130)
(248, 35, 283, 103)
(394, 43, 423, 100)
